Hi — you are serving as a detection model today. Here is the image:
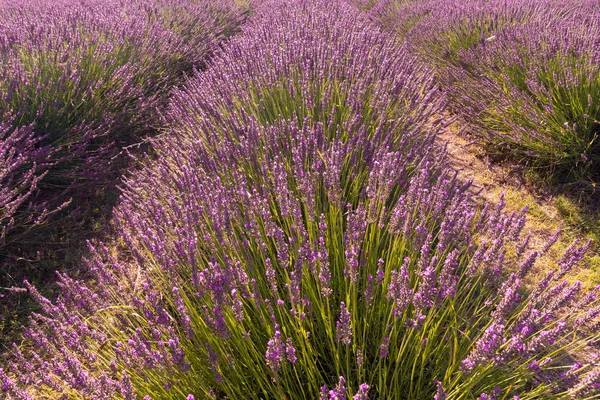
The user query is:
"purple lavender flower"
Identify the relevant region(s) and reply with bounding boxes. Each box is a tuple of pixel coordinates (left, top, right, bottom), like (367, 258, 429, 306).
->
(387, 258, 413, 317)
(320, 385, 329, 400)
(462, 322, 505, 373)
(433, 379, 447, 400)
(329, 376, 347, 400)
(285, 338, 297, 364)
(353, 383, 369, 400)
(266, 330, 286, 374)
(336, 302, 352, 346)
(356, 349, 364, 367)
(0, 0, 243, 252)
(379, 337, 390, 358)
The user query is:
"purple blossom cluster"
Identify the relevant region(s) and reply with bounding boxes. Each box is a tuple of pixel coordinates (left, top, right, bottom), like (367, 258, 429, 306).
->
(2, 0, 600, 399)
(0, 117, 49, 247)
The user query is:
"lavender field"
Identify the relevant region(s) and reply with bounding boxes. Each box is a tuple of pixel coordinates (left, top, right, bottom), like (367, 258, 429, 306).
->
(0, 0, 599, 398)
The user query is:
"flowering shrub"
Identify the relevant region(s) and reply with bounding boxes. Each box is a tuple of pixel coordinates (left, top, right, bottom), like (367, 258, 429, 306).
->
(441, 6, 600, 184)
(2, 1, 600, 399)
(365, 0, 569, 66)
(0, 0, 243, 254)
(0, 117, 51, 248)
(367, 0, 600, 185)
(168, 0, 440, 139)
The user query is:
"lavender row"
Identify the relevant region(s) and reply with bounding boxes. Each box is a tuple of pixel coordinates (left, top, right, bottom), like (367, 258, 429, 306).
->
(0, 0, 244, 253)
(367, 0, 600, 185)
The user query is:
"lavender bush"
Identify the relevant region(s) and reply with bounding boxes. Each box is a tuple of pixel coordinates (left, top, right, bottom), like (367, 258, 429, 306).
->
(168, 0, 440, 138)
(367, 0, 600, 185)
(442, 6, 600, 184)
(0, 0, 243, 254)
(2, 1, 600, 399)
(365, 0, 569, 66)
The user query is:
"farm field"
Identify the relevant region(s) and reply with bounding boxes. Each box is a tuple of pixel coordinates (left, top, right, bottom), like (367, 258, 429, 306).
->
(1, 0, 600, 398)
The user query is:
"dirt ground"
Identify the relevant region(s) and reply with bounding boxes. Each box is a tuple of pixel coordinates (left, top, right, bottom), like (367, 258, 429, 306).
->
(437, 117, 600, 289)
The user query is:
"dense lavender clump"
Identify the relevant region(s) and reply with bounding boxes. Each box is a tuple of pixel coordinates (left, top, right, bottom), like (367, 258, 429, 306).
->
(367, 0, 600, 185)
(364, 0, 569, 63)
(0, 0, 243, 254)
(2, 0, 600, 399)
(442, 6, 600, 183)
(168, 0, 441, 140)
